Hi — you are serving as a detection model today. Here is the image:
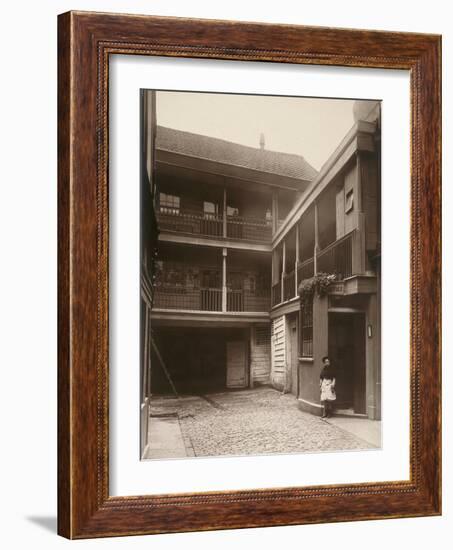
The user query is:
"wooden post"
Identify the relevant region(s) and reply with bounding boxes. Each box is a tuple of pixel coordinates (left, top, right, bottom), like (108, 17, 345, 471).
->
(295, 225, 300, 296)
(314, 201, 319, 274)
(271, 249, 276, 285)
(281, 239, 286, 300)
(223, 186, 227, 238)
(222, 248, 227, 312)
(272, 191, 278, 234)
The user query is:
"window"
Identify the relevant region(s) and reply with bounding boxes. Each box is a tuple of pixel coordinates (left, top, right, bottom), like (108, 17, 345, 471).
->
(203, 201, 219, 219)
(345, 189, 354, 213)
(299, 300, 313, 357)
(227, 205, 239, 217)
(159, 192, 180, 215)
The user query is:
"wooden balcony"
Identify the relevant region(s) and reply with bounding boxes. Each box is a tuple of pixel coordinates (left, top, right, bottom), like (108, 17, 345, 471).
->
(283, 270, 296, 302)
(227, 289, 243, 312)
(272, 231, 356, 308)
(271, 282, 282, 307)
(156, 209, 223, 238)
(156, 209, 272, 243)
(226, 215, 272, 242)
(317, 231, 353, 279)
(297, 257, 314, 282)
(200, 288, 222, 311)
(153, 285, 269, 313)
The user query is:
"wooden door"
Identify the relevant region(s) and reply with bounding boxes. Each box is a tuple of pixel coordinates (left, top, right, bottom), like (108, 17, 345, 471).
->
(328, 314, 354, 408)
(226, 340, 247, 388)
(328, 312, 366, 414)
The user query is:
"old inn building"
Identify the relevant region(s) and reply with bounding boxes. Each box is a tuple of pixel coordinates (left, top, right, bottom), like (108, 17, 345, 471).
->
(141, 92, 381, 445)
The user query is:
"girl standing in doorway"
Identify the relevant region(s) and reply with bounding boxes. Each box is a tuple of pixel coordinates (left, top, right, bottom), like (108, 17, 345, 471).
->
(320, 356, 336, 418)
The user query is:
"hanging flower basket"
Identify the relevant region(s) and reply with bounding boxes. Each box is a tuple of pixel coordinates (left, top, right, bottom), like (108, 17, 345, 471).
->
(298, 272, 337, 308)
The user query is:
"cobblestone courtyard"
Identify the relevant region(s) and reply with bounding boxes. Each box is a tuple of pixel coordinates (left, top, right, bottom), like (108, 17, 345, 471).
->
(146, 387, 378, 459)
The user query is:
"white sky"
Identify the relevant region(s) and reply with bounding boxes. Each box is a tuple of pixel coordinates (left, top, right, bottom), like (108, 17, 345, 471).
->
(156, 91, 358, 171)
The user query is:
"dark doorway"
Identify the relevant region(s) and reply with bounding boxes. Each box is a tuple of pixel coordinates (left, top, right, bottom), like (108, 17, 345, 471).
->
(328, 312, 366, 414)
(151, 327, 247, 395)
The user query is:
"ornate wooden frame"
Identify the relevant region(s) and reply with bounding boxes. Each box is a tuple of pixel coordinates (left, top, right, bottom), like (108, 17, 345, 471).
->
(58, 11, 441, 539)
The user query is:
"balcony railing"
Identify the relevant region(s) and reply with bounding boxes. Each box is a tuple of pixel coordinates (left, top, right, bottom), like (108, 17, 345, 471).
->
(153, 285, 202, 310)
(200, 288, 222, 311)
(272, 232, 356, 308)
(283, 270, 296, 302)
(227, 289, 243, 311)
(271, 282, 281, 307)
(317, 231, 353, 280)
(156, 209, 272, 243)
(153, 285, 269, 312)
(156, 209, 223, 238)
(297, 257, 314, 282)
(226, 215, 272, 242)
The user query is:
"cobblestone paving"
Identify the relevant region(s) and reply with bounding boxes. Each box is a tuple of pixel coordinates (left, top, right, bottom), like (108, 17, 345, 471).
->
(152, 387, 375, 458)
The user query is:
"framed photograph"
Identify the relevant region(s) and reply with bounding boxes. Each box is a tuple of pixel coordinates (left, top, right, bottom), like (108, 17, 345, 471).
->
(58, 11, 441, 539)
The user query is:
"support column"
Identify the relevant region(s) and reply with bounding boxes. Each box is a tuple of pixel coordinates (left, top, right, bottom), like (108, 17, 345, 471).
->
(295, 225, 300, 296)
(314, 201, 320, 274)
(272, 248, 279, 284)
(222, 248, 227, 312)
(223, 186, 227, 238)
(281, 239, 286, 301)
(272, 191, 278, 234)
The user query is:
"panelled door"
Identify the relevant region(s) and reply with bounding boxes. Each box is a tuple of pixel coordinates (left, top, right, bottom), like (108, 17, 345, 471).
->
(226, 340, 248, 388)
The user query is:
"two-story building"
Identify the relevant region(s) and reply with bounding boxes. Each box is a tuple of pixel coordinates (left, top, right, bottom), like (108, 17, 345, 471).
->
(141, 92, 381, 437)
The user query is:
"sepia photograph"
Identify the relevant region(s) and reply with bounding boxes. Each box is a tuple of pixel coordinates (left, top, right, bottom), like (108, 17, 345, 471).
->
(140, 90, 381, 460)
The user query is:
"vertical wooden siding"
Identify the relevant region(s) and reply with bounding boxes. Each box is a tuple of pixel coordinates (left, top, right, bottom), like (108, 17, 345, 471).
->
(250, 325, 271, 385)
(271, 316, 286, 390)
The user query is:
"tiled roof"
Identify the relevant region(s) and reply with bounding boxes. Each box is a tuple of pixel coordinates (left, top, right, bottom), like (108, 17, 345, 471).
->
(156, 126, 318, 182)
